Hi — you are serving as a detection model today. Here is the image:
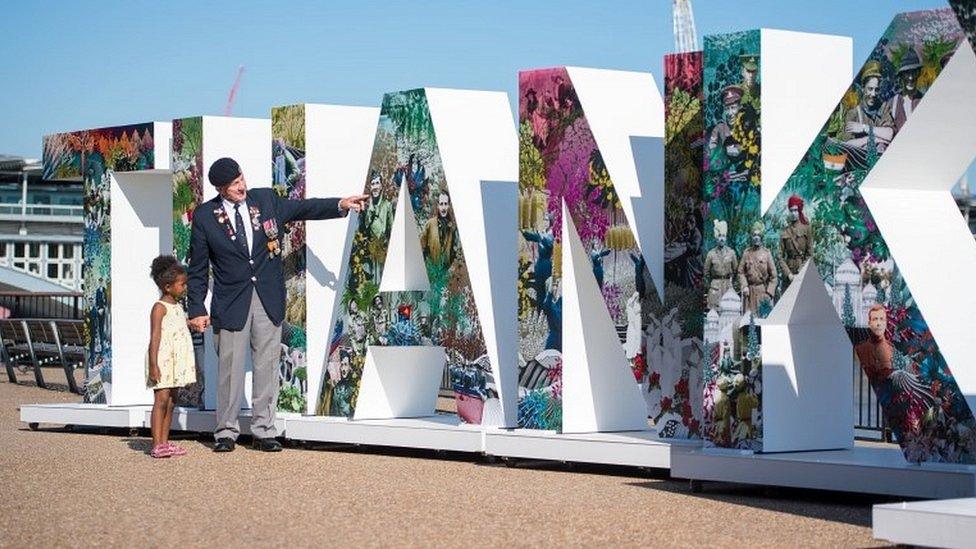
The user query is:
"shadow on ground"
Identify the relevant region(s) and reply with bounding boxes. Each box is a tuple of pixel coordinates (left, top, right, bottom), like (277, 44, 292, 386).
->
(291, 437, 890, 530)
(627, 477, 898, 528)
(8, 379, 77, 394)
(123, 437, 151, 454)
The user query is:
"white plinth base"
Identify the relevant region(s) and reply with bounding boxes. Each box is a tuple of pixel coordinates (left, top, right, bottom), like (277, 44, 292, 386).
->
(19, 403, 290, 437)
(873, 498, 976, 549)
(672, 442, 976, 499)
(285, 414, 483, 453)
(484, 428, 697, 469)
(20, 403, 149, 429)
(145, 407, 291, 437)
(27, 403, 974, 500)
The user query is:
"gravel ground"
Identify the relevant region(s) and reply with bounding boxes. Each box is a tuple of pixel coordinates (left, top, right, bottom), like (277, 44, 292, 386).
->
(0, 376, 891, 548)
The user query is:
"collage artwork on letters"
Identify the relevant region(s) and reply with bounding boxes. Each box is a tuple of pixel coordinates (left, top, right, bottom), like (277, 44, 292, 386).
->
(517, 68, 704, 436)
(42, 123, 157, 403)
(699, 29, 764, 451)
(700, 9, 976, 463)
(171, 116, 205, 406)
(172, 117, 204, 267)
(316, 89, 495, 423)
(29, 1, 976, 467)
(664, 53, 707, 439)
(271, 105, 310, 413)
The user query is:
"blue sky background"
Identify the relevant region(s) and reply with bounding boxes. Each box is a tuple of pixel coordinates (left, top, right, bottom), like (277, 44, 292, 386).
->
(1, 0, 969, 184)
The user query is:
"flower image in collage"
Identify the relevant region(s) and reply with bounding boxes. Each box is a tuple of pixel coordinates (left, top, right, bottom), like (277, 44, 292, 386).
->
(518, 68, 704, 437)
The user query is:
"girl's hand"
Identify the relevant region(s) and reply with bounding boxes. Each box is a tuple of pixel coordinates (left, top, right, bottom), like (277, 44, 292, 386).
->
(149, 364, 161, 385)
(188, 315, 209, 333)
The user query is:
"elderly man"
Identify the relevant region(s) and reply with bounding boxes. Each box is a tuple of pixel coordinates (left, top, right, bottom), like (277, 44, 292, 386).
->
(188, 157, 367, 453)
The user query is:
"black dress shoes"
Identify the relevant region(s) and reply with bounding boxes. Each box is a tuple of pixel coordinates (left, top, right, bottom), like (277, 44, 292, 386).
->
(213, 438, 236, 452)
(252, 437, 283, 452)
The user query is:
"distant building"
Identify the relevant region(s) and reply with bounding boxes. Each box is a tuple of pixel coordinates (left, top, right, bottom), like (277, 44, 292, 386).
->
(0, 155, 82, 291)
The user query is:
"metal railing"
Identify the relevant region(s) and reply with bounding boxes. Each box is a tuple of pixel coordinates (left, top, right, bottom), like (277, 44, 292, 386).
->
(439, 364, 453, 396)
(0, 292, 83, 320)
(0, 203, 83, 219)
(854, 361, 890, 441)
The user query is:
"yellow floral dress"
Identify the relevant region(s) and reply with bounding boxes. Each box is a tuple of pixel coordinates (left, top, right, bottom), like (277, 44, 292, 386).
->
(146, 300, 197, 389)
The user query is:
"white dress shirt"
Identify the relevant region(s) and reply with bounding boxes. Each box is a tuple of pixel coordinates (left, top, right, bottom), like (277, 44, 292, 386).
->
(222, 198, 254, 255)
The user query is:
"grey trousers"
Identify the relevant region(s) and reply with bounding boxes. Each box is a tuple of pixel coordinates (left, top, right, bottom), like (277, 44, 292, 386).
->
(213, 289, 281, 441)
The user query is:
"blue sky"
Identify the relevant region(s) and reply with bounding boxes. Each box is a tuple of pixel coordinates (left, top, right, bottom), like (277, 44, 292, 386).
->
(0, 0, 961, 166)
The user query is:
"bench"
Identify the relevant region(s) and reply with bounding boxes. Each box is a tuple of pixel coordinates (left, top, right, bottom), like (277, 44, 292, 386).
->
(1, 319, 33, 385)
(1, 318, 84, 394)
(50, 319, 84, 394)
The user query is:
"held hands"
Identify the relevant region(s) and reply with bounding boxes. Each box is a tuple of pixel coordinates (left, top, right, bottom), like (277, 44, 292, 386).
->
(188, 316, 210, 333)
(339, 194, 369, 213)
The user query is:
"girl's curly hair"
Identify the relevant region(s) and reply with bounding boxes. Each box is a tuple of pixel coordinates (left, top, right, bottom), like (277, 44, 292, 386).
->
(150, 255, 186, 290)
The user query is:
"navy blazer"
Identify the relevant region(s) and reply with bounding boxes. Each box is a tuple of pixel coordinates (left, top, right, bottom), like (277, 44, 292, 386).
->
(187, 188, 346, 331)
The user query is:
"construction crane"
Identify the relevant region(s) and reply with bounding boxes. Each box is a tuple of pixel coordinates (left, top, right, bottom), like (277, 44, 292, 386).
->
(224, 65, 245, 116)
(673, 0, 699, 53)
(959, 172, 972, 230)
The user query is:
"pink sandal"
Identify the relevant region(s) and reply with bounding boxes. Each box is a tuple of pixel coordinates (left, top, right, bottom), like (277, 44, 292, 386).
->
(150, 444, 174, 458)
(164, 442, 187, 456)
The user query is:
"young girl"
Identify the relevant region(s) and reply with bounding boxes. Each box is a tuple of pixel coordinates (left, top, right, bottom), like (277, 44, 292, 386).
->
(146, 255, 197, 458)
